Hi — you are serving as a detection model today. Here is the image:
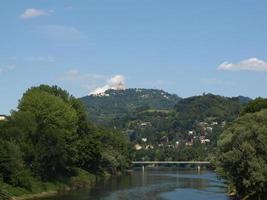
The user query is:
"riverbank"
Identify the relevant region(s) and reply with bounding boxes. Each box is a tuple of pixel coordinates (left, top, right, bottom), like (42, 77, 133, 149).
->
(13, 191, 58, 200)
(0, 168, 100, 200)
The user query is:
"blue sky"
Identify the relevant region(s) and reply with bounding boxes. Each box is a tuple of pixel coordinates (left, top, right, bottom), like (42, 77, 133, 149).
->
(1, 0, 267, 114)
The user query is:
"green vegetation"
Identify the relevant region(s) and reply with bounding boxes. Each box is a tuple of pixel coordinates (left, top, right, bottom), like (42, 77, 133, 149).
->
(80, 88, 181, 128)
(0, 85, 130, 198)
(216, 98, 267, 199)
(240, 97, 267, 116)
(81, 91, 250, 162)
(2, 85, 263, 199)
(174, 93, 243, 130)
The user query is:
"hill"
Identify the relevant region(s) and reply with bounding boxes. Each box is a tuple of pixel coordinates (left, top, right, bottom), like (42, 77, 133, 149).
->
(173, 93, 247, 130)
(80, 88, 181, 127)
(80, 89, 251, 161)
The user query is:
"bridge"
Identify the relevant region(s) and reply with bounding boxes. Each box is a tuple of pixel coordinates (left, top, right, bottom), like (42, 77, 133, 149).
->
(132, 161, 210, 172)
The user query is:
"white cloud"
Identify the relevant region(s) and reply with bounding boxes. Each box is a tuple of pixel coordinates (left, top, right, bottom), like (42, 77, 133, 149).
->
(36, 25, 86, 41)
(217, 58, 267, 71)
(20, 8, 48, 19)
(59, 70, 126, 95)
(90, 75, 126, 95)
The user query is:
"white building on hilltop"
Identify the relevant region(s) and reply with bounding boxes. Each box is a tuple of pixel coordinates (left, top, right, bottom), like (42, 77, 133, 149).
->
(0, 115, 7, 121)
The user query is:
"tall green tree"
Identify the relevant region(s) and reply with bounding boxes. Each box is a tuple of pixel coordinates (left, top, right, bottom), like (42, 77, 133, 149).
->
(18, 88, 79, 180)
(216, 109, 267, 199)
(0, 84, 131, 192)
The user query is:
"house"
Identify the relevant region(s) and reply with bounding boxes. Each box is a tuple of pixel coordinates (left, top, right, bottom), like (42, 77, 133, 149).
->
(0, 115, 7, 121)
(199, 136, 205, 140)
(206, 127, 213, 132)
(185, 142, 193, 146)
(198, 122, 208, 127)
(140, 122, 151, 127)
(134, 144, 142, 150)
(145, 145, 154, 150)
(141, 138, 147, 142)
(188, 130, 194, 135)
(200, 139, 211, 144)
(211, 121, 218, 126)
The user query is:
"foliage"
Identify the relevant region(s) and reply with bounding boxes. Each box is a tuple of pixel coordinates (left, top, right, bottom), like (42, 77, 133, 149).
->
(0, 141, 31, 189)
(97, 128, 131, 174)
(80, 88, 181, 127)
(0, 85, 130, 195)
(241, 97, 267, 116)
(81, 90, 250, 162)
(17, 88, 79, 180)
(174, 93, 243, 130)
(216, 109, 267, 199)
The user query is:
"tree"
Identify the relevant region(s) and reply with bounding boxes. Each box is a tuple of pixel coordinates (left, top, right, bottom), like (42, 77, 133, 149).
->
(216, 109, 267, 199)
(241, 97, 267, 116)
(18, 88, 78, 180)
(0, 141, 31, 189)
(0, 84, 131, 192)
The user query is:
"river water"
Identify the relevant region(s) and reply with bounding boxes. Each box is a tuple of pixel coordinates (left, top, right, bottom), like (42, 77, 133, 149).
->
(41, 169, 229, 200)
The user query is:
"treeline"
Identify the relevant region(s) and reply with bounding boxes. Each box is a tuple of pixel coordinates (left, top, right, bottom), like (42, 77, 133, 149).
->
(0, 85, 130, 193)
(215, 98, 267, 199)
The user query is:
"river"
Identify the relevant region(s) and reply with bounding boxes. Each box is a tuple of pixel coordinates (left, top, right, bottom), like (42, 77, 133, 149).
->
(40, 169, 229, 200)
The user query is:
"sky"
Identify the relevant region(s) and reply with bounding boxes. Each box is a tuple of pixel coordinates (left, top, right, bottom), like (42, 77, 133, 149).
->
(1, 0, 267, 114)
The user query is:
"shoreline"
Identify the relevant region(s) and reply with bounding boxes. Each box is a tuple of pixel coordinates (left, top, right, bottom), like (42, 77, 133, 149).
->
(9, 171, 113, 200)
(13, 190, 58, 200)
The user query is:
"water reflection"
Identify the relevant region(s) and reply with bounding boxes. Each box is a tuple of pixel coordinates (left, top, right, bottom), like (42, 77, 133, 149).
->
(41, 170, 228, 200)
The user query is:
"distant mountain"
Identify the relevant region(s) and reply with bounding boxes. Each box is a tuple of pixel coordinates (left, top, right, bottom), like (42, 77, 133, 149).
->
(80, 88, 181, 126)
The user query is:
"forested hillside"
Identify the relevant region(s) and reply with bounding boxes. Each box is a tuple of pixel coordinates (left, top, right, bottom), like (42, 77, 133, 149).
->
(80, 88, 181, 127)
(173, 93, 247, 130)
(80, 90, 251, 162)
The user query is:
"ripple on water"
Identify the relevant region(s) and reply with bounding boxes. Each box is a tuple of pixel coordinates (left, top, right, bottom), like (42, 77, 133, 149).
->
(38, 170, 229, 200)
(100, 172, 228, 200)
(160, 188, 229, 200)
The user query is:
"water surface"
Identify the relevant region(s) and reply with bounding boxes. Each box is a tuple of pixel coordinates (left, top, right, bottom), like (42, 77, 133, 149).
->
(41, 169, 228, 200)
